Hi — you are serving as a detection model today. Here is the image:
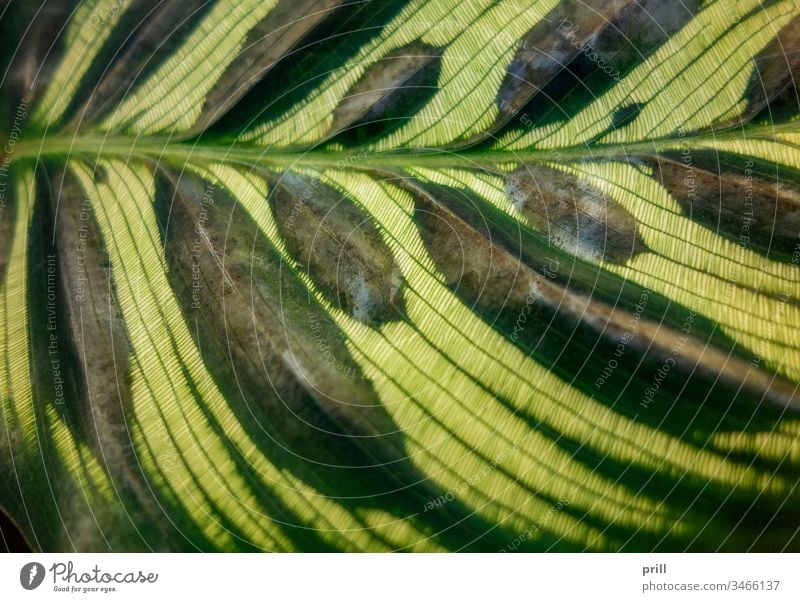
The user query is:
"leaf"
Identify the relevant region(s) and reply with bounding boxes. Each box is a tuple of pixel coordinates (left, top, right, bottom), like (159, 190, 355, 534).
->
(1, 0, 800, 552)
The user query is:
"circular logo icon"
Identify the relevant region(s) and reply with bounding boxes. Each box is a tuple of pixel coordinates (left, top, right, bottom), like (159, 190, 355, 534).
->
(20, 562, 45, 590)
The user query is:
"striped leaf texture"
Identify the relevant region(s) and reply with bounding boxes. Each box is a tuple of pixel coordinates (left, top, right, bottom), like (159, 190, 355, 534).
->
(1, 0, 799, 552)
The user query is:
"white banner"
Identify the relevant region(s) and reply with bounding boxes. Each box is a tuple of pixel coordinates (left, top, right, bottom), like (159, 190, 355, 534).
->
(0, 553, 797, 601)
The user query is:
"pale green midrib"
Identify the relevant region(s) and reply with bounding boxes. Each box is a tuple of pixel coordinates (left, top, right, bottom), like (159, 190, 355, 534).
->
(11, 124, 791, 169)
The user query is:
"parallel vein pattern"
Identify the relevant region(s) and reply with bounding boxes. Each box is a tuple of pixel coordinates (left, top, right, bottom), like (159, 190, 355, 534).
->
(1, 0, 799, 551)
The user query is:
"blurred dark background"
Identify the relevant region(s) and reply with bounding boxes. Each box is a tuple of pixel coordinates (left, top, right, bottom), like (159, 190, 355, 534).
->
(1, 507, 30, 552)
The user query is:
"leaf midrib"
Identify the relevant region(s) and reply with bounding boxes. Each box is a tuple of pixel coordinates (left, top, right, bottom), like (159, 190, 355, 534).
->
(10, 122, 792, 169)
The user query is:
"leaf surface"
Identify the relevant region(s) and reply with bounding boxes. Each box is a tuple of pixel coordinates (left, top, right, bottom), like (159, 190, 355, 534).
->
(1, 0, 800, 552)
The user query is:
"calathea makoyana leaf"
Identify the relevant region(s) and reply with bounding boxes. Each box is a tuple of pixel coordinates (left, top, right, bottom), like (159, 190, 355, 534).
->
(1, 0, 800, 552)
